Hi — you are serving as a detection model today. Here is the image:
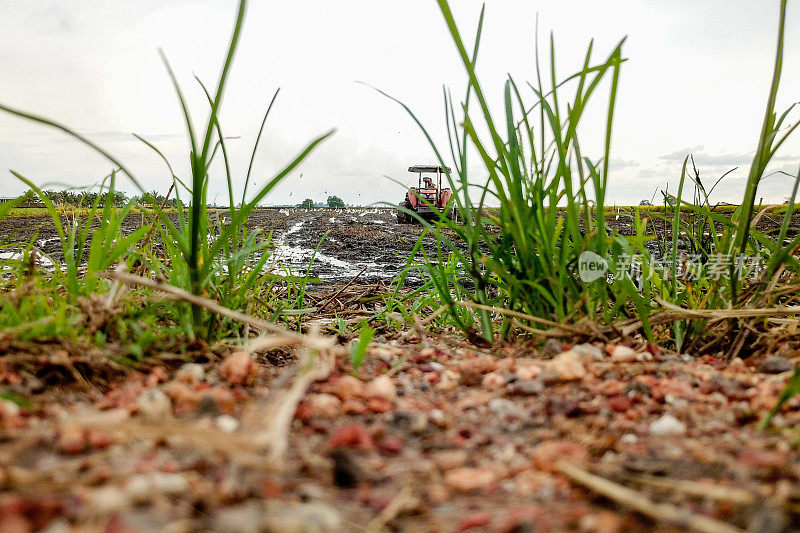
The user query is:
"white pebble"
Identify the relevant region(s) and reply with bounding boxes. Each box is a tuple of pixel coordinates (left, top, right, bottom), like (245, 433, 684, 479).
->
(649, 414, 686, 436)
(88, 486, 129, 515)
(176, 363, 205, 384)
(0, 399, 21, 417)
(550, 351, 586, 381)
(126, 474, 151, 502)
(216, 414, 240, 433)
(610, 345, 637, 363)
(572, 343, 604, 362)
(136, 389, 172, 421)
(126, 472, 188, 500)
(151, 472, 189, 495)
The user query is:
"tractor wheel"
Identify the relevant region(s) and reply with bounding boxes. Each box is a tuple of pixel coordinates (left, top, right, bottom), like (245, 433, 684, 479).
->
(396, 204, 409, 224)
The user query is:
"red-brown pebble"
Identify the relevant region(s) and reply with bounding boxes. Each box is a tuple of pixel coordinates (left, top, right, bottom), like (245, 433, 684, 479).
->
(328, 423, 374, 450)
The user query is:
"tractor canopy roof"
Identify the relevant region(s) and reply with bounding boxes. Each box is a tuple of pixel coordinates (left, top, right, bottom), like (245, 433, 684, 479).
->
(408, 165, 451, 174)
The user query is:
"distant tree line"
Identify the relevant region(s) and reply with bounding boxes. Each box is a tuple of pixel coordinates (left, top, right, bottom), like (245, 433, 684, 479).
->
(136, 191, 183, 208)
(297, 195, 345, 209)
(11, 189, 350, 209)
(12, 189, 183, 208)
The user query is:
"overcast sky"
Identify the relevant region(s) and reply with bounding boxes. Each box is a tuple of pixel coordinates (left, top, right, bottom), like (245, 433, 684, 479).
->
(1, 1, 799, 206)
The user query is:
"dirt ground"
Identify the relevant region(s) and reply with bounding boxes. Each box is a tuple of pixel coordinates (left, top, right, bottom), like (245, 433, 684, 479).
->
(1, 332, 799, 532)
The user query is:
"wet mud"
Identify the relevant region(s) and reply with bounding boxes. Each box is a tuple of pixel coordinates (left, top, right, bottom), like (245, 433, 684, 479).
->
(2, 207, 799, 285)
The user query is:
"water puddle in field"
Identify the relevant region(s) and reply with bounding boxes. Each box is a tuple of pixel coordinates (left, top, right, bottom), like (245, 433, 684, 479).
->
(264, 210, 411, 283)
(36, 237, 61, 248)
(268, 236, 393, 281)
(0, 250, 56, 271)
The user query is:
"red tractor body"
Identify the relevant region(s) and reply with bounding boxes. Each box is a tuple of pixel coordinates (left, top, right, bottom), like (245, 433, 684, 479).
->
(397, 165, 454, 223)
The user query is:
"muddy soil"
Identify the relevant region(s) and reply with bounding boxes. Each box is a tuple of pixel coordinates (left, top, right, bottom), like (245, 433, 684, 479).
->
(2, 207, 799, 285)
(0, 209, 431, 285)
(247, 208, 433, 284)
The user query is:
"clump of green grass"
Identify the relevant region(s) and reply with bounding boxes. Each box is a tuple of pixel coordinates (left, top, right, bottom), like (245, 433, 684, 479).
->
(351, 322, 375, 372)
(645, 0, 799, 356)
(380, 0, 798, 355)
(0, 283, 80, 341)
(0, 0, 334, 341)
(14, 172, 148, 297)
(378, 0, 647, 342)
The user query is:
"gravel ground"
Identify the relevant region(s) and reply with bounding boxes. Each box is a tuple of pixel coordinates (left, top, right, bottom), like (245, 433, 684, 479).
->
(0, 335, 799, 532)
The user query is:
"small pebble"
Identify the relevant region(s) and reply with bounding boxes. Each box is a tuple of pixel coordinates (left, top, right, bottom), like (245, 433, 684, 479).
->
(436, 370, 460, 391)
(429, 409, 448, 427)
(263, 501, 342, 532)
(609, 345, 637, 363)
(57, 422, 85, 454)
(126, 475, 151, 502)
(444, 467, 496, 492)
(307, 393, 342, 418)
(488, 398, 523, 418)
(367, 397, 392, 413)
(508, 379, 544, 396)
(572, 343, 604, 362)
(607, 396, 633, 413)
(531, 440, 589, 472)
(87, 486, 129, 515)
(433, 449, 468, 471)
(410, 412, 429, 434)
(150, 472, 189, 495)
(550, 351, 586, 381)
(328, 423, 373, 450)
(516, 364, 542, 380)
(649, 414, 686, 436)
(378, 436, 404, 455)
(341, 398, 367, 415)
(136, 389, 172, 421)
(125, 472, 188, 500)
(0, 399, 20, 418)
(331, 375, 365, 401)
(542, 338, 563, 356)
(757, 356, 793, 374)
(298, 483, 325, 501)
(365, 375, 396, 403)
(176, 363, 204, 384)
(482, 371, 505, 389)
(215, 414, 240, 433)
(220, 351, 258, 386)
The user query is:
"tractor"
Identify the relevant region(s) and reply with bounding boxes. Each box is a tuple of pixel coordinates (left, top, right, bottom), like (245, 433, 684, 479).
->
(396, 165, 455, 223)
